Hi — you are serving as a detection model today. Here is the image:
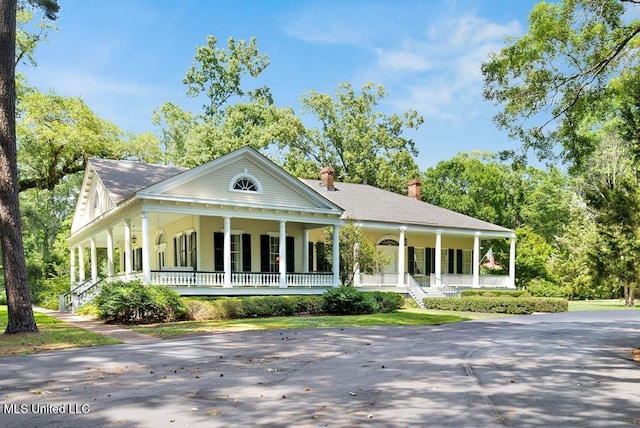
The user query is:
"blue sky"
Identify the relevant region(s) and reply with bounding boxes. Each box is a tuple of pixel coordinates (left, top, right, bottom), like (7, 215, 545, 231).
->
(20, 0, 540, 170)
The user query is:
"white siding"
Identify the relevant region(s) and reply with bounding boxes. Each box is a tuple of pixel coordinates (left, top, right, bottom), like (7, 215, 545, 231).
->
(164, 158, 319, 209)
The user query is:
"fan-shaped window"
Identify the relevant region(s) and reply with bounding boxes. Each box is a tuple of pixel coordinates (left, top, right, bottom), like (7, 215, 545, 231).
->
(233, 177, 258, 191)
(378, 239, 399, 246)
(229, 169, 263, 194)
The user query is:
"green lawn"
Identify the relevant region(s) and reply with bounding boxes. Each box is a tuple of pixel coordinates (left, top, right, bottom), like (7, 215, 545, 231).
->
(568, 299, 640, 311)
(0, 306, 121, 357)
(1, 299, 635, 357)
(131, 309, 471, 339)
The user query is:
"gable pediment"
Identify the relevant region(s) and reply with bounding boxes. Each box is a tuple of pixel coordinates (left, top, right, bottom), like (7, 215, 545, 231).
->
(71, 164, 116, 233)
(138, 147, 342, 214)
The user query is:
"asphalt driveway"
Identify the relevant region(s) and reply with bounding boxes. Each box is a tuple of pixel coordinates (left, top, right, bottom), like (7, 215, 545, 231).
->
(0, 311, 639, 427)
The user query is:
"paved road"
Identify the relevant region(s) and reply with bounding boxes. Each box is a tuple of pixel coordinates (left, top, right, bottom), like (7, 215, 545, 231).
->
(1, 311, 639, 427)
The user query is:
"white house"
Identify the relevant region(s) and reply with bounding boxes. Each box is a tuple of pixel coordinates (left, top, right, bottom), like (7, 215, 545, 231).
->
(62, 146, 515, 311)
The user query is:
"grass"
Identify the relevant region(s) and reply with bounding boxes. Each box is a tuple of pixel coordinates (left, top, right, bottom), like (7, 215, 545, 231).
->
(0, 299, 635, 356)
(568, 299, 640, 311)
(0, 306, 121, 357)
(131, 309, 471, 339)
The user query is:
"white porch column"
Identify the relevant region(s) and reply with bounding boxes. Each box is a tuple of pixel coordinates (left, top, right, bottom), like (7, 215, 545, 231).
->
(70, 246, 76, 286)
(223, 217, 232, 287)
(279, 220, 287, 288)
(509, 234, 516, 287)
(303, 229, 309, 273)
(195, 215, 202, 271)
(435, 230, 442, 286)
(78, 246, 85, 282)
(353, 241, 361, 287)
(90, 237, 97, 283)
(124, 219, 132, 275)
(332, 225, 340, 287)
(473, 232, 481, 287)
(398, 227, 406, 287)
(106, 227, 114, 277)
(142, 211, 151, 284)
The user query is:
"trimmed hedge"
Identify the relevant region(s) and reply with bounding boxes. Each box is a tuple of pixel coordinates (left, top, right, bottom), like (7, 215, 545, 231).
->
(184, 290, 404, 320)
(184, 295, 328, 321)
(461, 289, 530, 298)
(422, 296, 568, 314)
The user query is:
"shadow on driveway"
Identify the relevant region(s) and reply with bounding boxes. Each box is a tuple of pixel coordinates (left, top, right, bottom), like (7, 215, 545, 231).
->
(1, 311, 639, 427)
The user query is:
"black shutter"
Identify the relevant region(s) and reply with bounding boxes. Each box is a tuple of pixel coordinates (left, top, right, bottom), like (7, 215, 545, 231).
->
(448, 249, 455, 274)
(173, 237, 178, 266)
(260, 235, 270, 272)
(456, 249, 463, 274)
(214, 232, 224, 271)
(191, 232, 197, 268)
(426, 248, 433, 274)
(242, 234, 252, 272)
(316, 242, 326, 272)
(308, 242, 314, 272)
(408, 247, 415, 275)
(286, 236, 295, 273)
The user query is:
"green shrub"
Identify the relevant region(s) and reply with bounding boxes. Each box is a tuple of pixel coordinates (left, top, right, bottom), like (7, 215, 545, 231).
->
(323, 286, 379, 314)
(526, 278, 573, 299)
(95, 280, 187, 323)
(370, 292, 404, 312)
(422, 296, 568, 314)
(461, 289, 529, 298)
(184, 295, 327, 321)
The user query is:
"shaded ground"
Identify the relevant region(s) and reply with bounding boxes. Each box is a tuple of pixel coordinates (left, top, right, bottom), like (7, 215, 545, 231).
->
(0, 311, 639, 427)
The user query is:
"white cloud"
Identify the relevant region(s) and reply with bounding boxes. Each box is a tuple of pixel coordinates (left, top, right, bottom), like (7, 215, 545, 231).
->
(371, 13, 523, 122)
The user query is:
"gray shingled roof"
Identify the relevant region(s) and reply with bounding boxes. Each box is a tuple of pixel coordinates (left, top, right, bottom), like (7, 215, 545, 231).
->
(300, 179, 512, 233)
(89, 157, 511, 233)
(89, 158, 186, 205)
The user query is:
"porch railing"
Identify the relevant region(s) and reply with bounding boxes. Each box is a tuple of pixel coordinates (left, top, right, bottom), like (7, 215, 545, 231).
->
(431, 273, 514, 288)
(358, 272, 401, 287)
(149, 270, 333, 287)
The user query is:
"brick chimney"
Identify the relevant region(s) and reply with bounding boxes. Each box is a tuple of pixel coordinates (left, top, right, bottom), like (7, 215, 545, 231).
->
(408, 178, 421, 200)
(320, 167, 335, 191)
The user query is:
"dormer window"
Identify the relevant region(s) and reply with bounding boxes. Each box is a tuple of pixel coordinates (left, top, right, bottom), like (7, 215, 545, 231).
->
(229, 169, 262, 194)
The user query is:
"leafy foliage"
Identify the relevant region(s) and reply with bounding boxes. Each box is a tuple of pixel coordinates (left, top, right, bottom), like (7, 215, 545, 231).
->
(284, 82, 423, 193)
(324, 220, 387, 286)
(482, 0, 640, 170)
(184, 35, 270, 118)
(95, 281, 187, 323)
(323, 287, 380, 315)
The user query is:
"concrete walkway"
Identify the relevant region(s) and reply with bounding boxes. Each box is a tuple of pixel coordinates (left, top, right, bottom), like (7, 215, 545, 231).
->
(1, 310, 639, 427)
(33, 307, 156, 343)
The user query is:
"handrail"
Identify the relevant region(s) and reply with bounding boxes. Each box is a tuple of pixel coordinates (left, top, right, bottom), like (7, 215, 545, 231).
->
(431, 275, 461, 297)
(69, 278, 93, 295)
(405, 274, 427, 309)
(60, 277, 106, 313)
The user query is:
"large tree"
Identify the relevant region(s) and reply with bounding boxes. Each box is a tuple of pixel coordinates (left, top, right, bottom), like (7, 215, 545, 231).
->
(577, 134, 640, 305)
(482, 0, 640, 171)
(183, 35, 271, 119)
(284, 82, 423, 193)
(0, 0, 59, 334)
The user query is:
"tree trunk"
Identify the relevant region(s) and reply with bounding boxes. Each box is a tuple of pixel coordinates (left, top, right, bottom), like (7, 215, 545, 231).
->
(0, 0, 38, 334)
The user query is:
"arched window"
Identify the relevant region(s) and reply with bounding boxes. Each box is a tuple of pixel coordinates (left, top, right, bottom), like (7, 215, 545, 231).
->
(233, 177, 258, 191)
(155, 231, 167, 269)
(229, 168, 263, 193)
(378, 238, 399, 246)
